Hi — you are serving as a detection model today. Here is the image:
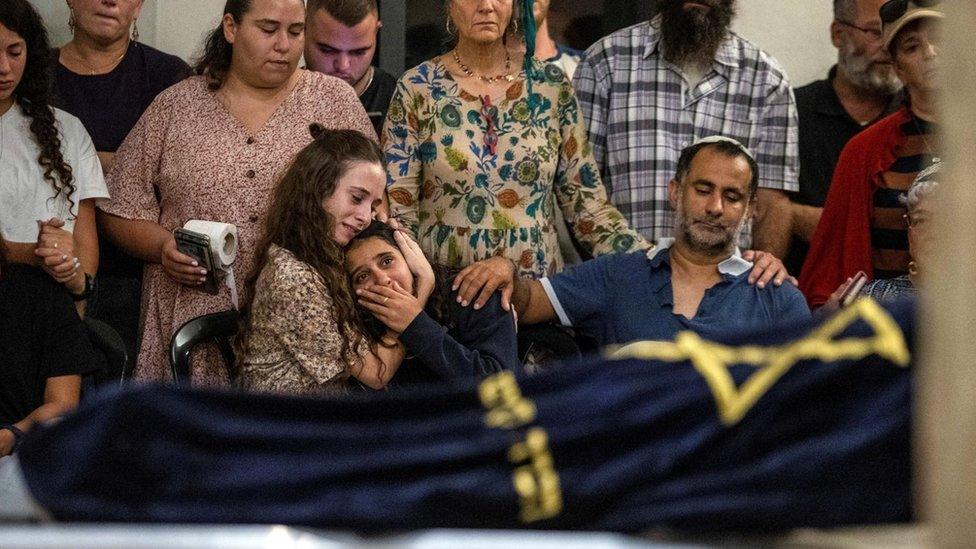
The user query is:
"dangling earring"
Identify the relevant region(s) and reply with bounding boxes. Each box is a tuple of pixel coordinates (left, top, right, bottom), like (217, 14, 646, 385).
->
(908, 260, 918, 276)
(446, 17, 454, 36)
(131, 19, 139, 41)
(68, 11, 76, 34)
(512, 16, 518, 34)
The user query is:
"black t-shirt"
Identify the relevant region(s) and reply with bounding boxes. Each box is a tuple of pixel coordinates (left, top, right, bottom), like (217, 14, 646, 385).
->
(361, 67, 399, 135)
(53, 41, 191, 153)
(786, 66, 900, 274)
(0, 264, 98, 425)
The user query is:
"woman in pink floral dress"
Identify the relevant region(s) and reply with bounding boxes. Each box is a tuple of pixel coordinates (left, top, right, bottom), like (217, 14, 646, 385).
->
(98, 0, 373, 385)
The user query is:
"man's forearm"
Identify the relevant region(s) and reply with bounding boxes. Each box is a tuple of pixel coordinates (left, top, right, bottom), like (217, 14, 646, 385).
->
(512, 277, 557, 325)
(790, 203, 823, 243)
(512, 276, 532, 320)
(752, 189, 792, 257)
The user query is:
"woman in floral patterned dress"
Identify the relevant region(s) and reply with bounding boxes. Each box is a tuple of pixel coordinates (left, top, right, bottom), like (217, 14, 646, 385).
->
(383, 0, 650, 308)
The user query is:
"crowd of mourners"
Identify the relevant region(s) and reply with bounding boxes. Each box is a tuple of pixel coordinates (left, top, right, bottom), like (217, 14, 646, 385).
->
(0, 0, 942, 458)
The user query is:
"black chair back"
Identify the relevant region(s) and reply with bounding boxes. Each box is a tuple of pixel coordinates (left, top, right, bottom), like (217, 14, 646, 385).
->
(84, 317, 129, 387)
(168, 310, 240, 384)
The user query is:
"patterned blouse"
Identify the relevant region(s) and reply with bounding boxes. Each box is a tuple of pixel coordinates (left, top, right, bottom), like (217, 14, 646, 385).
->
(862, 275, 916, 303)
(383, 57, 649, 278)
(238, 245, 360, 396)
(100, 72, 373, 386)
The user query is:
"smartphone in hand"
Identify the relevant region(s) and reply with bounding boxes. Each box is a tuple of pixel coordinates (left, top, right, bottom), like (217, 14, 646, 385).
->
(174, 228, 220, 295)
(839, 271, 868, 306)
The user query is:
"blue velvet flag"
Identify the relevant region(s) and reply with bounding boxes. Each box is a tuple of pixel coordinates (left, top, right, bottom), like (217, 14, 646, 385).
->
(18, 298, 913, 532)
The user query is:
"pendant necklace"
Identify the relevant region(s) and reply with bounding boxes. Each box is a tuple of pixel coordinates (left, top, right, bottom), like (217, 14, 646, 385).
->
(913, 117, 941, 164)
(68, 41, 129, 76)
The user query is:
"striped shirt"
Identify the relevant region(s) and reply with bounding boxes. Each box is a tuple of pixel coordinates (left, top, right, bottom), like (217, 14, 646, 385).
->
(573, 17, 800, 245)
(871, 116, 938, 279)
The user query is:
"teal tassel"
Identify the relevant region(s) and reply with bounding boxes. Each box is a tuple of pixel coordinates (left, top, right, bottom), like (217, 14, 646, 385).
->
(522, 0, 540, 109)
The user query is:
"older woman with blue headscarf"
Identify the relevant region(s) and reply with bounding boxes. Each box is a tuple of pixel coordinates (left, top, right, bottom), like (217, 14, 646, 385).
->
(383, 0, 650, 308)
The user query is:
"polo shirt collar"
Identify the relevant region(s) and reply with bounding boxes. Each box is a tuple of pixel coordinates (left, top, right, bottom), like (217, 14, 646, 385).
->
(645, 238, 753, 276)
(643, 16, 738, 71)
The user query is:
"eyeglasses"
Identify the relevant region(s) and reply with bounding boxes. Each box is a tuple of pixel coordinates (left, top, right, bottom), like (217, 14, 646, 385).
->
(880, 0, 941, 25)
(835, 19, 883, 40)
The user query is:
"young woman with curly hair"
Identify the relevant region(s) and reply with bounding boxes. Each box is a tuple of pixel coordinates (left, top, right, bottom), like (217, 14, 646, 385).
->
(236, 127, 392, 394)
(0, 0, 108, 311)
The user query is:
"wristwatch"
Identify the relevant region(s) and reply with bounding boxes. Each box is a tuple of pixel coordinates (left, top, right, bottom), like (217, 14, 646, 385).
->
(71, 273, 94, 301)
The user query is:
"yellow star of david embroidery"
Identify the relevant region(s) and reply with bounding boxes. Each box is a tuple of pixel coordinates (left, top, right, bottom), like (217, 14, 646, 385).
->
(608, 298, 911, 426)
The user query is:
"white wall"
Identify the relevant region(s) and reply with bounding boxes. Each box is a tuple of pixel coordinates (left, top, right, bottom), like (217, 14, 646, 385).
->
(732, 0, 836, 87)
(29, 0, 836, 87)
(147, 0, 223, 63)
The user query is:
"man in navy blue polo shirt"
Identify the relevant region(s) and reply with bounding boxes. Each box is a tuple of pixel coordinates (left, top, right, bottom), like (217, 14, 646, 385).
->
(510, 137, 811, 347)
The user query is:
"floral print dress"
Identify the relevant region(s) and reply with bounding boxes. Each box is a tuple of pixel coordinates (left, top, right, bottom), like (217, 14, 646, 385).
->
(383, 57, 649, 278)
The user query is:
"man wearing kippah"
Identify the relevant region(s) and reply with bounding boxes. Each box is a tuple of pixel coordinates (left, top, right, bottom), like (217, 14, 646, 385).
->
(573, 0, 798, 259)
(498, 139, 810, 347)
(799, 0, 942, 307)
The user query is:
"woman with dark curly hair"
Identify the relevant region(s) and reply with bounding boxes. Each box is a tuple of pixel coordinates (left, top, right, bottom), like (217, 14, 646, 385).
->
(236, 127, 389, 394)
(0, 0, 108, 310)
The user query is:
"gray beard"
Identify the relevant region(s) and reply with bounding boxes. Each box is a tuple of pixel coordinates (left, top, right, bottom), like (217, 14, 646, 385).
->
(838, 49, 903, 97)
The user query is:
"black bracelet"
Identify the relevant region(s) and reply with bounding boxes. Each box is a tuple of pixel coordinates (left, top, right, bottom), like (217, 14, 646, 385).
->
(2, 424, 25, 450)
(70, 273, 95, 302)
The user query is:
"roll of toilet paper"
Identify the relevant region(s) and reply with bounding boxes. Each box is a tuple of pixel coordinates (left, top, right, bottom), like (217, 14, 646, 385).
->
(183, 220, 239, 308)
(183, 220, 238, 269)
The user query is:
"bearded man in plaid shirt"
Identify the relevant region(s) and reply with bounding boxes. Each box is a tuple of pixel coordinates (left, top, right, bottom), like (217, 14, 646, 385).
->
(574, 0, 799, 258)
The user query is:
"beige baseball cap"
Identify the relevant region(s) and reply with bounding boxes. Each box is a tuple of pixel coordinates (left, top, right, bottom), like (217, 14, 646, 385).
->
(881, 0, 944, 52)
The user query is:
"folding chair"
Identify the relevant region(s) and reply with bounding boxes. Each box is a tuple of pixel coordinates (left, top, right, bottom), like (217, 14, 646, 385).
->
(168, 310, 239, 384)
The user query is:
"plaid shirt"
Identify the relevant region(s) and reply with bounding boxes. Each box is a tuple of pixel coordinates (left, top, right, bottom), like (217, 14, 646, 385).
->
(574, 18, 799, 244)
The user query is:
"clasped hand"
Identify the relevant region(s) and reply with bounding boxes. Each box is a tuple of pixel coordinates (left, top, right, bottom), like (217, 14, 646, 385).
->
(33, 218, 84, 293)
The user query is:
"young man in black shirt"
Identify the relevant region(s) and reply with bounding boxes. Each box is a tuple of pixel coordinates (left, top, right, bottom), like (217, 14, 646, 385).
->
(304, 0, 398, 135)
